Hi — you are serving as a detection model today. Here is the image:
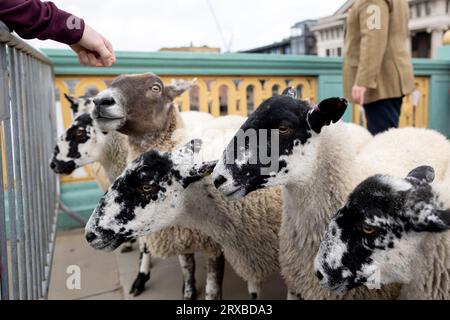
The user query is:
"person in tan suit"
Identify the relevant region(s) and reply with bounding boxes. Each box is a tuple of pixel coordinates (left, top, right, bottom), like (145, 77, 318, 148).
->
(343, 0, 415, 135)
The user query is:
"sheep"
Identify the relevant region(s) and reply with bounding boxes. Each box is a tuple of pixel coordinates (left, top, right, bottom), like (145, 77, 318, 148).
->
(85, 139, 282, 299)
(89, 73, 252, 300)
(212, 90, 450, 299)
(315, 166, 450, 300)
(62, 94, 115, 192)
(50, 109, 231, 299)
(64, 94, 95, 118)
(88, 72, 283, 299)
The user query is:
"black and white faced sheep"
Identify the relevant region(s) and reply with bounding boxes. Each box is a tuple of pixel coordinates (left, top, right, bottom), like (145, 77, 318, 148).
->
(50, 113, 112, 176)
(212, 89, 450, 300)
(88, 73, 228, 300)
(315, 166, 450, 300)
(85, 139, 282, 299)
(50, 110, 227, 299)
(64, 93, 95, 118)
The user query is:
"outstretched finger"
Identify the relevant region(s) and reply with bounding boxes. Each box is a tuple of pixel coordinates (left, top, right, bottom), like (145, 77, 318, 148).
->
(77, 50, 90, 66)
(104, 38, 116, 64)
(95, 42, 114, 67)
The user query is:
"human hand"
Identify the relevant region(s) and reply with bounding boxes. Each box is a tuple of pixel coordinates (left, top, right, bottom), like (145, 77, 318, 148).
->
(70, 24, 116, 67)
(351, 85, 367, 105)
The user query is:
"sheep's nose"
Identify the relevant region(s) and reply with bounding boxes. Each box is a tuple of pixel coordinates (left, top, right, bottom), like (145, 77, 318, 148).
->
(316, 270, 324, 281)
(50, 160, 56, 170)
(94, 96, 115, 108)
(85, 232, 97, 243)
(214, 175, 227, 189)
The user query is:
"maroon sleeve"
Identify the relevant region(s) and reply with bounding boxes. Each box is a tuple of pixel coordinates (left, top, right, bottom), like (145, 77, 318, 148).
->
(0, 0, 85, 45)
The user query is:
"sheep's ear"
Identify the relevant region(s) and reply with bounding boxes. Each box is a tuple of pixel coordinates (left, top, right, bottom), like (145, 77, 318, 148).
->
(436, 210, 450, 230)
(282, 87, 298, 99)
(64, 93, 75, 104)
(179, 160, 218, 188)
(180, 139, 203, 155)
(406, 166, 435, 184)
(165, 79, 196, 100)
(307, 98, 348, 134)
(413, 209, 450, 232)
(192, 161, 218, 178)
(172, 139, 203, 166)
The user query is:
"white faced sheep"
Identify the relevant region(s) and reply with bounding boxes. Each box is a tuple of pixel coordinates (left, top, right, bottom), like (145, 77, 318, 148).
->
(85, 139, 282, 300)
(88, 73, 247, 300)
(50, 108, 229, 299)
(88, 72, 285, 299)
(212, 90, 450, 299)
(315, 166, 450, 300)
(64, 94, 95, 118)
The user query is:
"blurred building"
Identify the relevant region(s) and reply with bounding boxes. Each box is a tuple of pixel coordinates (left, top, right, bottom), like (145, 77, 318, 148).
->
(242, 20, 317, 55)
(159, 44, 220, 53)
(311, 0, 450, 58)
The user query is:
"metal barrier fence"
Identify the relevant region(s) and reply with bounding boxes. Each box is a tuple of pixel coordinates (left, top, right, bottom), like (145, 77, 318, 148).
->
(0, 21, 58, 300)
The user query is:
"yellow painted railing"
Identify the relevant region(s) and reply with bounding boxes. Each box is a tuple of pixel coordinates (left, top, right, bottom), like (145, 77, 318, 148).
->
(56, 75, 318, 183)
(3, 75, 432, 187)
(352, 77, 429, 129)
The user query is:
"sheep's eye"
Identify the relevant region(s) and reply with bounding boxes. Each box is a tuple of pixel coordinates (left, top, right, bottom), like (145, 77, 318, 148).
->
(360, 224, 380, 236)
(278, 126, 293, 135)
(75, 129, 86, 137)
(151, 84, 162, 93)
(139, 183, 158, 194)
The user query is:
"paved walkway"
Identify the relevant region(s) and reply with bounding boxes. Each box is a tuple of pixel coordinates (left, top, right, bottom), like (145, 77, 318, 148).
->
(48, 229, 287, 300)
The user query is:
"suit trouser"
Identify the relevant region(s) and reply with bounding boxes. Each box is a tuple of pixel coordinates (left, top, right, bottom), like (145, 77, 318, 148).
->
(363, 97, 403, 135)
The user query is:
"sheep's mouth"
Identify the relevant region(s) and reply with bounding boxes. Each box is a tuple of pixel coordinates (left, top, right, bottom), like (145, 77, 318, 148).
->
(50, 159, 76, 175)
(93, 113, 125, 121)
(92, 107, 125, 121)
(89, 236, 129, 252)
(93, 116, 126, 131)
(223, 186, 247, 199)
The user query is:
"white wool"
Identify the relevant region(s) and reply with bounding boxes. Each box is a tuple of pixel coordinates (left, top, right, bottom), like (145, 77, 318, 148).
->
(280, 125, 450, 300)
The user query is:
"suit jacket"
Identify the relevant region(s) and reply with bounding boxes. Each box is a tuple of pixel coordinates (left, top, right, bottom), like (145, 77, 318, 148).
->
(343, 0, 415, 104)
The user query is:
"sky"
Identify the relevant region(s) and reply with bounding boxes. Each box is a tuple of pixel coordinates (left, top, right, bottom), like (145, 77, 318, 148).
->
(28, 0, 342, 52)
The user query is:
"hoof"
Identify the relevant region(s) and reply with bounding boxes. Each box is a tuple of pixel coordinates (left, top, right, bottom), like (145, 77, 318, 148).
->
(129, 272, 150, 297)
(120, 245, 134, 253)
(120, 240, 136, 253)
(182, 282, 197, 300)
(250, 292, 258, 300)
(205, 292, 222, 300)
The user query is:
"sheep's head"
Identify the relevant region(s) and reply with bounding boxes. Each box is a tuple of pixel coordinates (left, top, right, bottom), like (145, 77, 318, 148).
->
(92, 73, 195, 135)
(314, 166, 450, 294)
(85, 139, 216, 251)
(50, 113, 109, 175)
(64, 94, 95, 118)
(212, 88, 348, 198)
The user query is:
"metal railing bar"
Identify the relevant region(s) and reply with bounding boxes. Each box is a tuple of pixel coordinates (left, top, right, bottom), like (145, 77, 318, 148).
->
(23, 54, 39, 299)
(9, 47, 28, 300)
(3, 46, 20, 300)
(17, 50, 33, 300)
(0, 43, 10, 300)
(36, 61, 48, 296)
(28, 55, 42, 299)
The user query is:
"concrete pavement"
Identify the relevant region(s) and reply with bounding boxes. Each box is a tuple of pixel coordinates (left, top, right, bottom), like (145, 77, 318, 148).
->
(48, 228, 287, 300)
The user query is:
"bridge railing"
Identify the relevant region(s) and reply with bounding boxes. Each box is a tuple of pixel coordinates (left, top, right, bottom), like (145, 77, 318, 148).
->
(0, 21, 58, 300)
(45, 49, 450, 185)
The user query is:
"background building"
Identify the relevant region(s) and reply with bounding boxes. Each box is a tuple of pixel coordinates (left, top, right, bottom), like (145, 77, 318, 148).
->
(242, 20, 317, 55)
(309, 0, 351, 57)
(160, 43, 220, 53)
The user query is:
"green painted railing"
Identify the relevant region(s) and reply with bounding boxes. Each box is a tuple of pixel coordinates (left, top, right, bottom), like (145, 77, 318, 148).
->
(43, 49, 450, 136)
